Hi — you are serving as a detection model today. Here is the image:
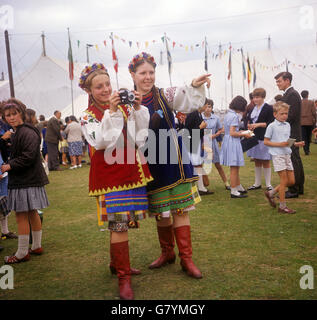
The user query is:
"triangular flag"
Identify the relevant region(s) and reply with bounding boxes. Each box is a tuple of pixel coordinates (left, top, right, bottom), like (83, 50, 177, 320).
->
(111, 34, 118, 73)
(68, 35, 74, 80)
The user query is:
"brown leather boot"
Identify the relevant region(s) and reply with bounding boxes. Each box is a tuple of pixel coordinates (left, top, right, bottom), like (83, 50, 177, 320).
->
(149, 225, 176, 269)
(174, 225, 202, 279)
(109, 241, 141, 275)
(111, 241, 134, 300)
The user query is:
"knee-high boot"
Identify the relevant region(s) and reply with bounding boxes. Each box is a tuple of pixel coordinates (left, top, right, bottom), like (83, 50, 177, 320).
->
(109, 240, 141, 275)
(149, 225, 176, 269)
(111, 241, 134, 300)
(174, 225, 202, 279)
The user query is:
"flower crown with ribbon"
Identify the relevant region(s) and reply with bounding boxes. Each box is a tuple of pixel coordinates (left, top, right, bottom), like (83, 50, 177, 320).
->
(128, 52, 156, 73)
(78, 63, 108, 89)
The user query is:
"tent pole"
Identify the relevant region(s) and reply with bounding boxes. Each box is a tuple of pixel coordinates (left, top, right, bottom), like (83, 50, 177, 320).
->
(41, 31, 46, 57)
(71, 78, 74, 115)
(68, 28, 74, 115)
(4, 30, 15, 98)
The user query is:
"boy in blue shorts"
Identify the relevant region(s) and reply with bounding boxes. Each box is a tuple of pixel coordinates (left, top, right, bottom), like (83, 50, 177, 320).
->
(263, 101, 304, 214)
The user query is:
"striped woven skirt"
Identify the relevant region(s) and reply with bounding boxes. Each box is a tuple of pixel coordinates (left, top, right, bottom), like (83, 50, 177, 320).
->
(96, 186, 148, 232)
(148, 182, 201, 218)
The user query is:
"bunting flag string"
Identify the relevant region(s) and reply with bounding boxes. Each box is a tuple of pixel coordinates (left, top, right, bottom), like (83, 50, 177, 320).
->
(73, 33, 317, 71)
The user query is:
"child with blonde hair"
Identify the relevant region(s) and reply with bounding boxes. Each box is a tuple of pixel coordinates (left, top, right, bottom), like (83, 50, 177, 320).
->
(264, 101, 304, 214)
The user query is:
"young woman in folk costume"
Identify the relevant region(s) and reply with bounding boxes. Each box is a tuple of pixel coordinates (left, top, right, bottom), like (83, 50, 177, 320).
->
(129, 52, 211, 279)
(79, 63, 152, 300)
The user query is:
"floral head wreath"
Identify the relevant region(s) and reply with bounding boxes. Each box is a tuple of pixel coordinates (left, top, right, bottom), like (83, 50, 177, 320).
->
(128, 52, 156, 73)
(78, 63, 108, 89)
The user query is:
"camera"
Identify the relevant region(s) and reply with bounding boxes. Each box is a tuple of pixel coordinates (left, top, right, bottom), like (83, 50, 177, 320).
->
(118, 89, 135, 104)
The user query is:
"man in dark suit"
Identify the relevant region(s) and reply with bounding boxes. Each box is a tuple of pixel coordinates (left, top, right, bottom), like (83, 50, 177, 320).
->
(45, 110, 62, 171)
(300, 90, 316, 155)
(275, 72, 305, 198)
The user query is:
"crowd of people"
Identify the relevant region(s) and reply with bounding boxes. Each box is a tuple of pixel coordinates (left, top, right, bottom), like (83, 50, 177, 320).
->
(0, 50, 316, 300)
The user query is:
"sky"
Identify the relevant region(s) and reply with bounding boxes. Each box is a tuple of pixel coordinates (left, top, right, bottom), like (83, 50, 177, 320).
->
(1, 0, 317, 78)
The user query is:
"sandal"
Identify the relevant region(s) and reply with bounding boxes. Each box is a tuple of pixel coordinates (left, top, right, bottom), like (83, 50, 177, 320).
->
(29, 247, 43, 255)
(4, 253, 30, 264)
(2, 232, 18, 239)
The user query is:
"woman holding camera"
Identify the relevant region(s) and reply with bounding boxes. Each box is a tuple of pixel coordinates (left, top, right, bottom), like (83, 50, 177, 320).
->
(128, 52, 210, 280)
(79, 63, 152, 300)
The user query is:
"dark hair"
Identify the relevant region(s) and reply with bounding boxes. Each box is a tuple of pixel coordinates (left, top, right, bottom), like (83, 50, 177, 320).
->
(0, 98, 27, 122)
(54, 110, 60, 116)
(229, 95, 247, 112)
(39, 114, 45, 121)
(274, 94, 284, 102)
(65, 116, 70, 123)
(301, 90, 309, 99)
(25, 108, 38, 125)
(205, 98, 214, 107)
(249, 93, 253, 100)
(70, 115, 78, 122)
(274, 71, 293, 83)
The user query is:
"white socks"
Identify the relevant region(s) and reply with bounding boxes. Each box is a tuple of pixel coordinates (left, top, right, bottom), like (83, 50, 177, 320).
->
(15, 235, 30, 259)
(197, 175, 207, 192)
(236, 184, 246, 192)
(231, 187, 240, 196)
(263, 167, 272, 188)
(31, 230, 42, 251)
(254, 167, 272, 188)
(0, 216, 9, 235)
(254, 167, 262, 187)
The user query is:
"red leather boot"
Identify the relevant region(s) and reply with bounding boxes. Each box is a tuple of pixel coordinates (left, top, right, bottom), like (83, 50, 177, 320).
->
(109, 241, 141, 275)
(111, 241, 134, 300)
(174, 225, 202, 279)
(149, 225, 176, 269)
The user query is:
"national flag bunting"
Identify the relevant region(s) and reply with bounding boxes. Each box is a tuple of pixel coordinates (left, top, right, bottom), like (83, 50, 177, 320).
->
(111, 33, 118, 73)
(165, 35, 172, 77)
(253, 57, 257, 87)
(68, 35, 74, 80)
(241, 48, 246, 80)
(246, 54, 252, 85)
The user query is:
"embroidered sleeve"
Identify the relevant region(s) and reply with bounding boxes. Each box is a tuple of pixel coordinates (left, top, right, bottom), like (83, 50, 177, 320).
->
(81, 110, 124, 150)
(81, 111, 100, 148)
(164, 84, 206, 113)
(164, 87, 177, 104)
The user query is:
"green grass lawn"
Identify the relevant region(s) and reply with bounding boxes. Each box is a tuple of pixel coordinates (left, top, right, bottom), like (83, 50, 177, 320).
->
(0, 145, 316, 300)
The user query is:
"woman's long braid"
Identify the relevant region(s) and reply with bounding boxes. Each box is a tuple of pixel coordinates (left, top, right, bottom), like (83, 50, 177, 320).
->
(150, 86, 161, 129)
